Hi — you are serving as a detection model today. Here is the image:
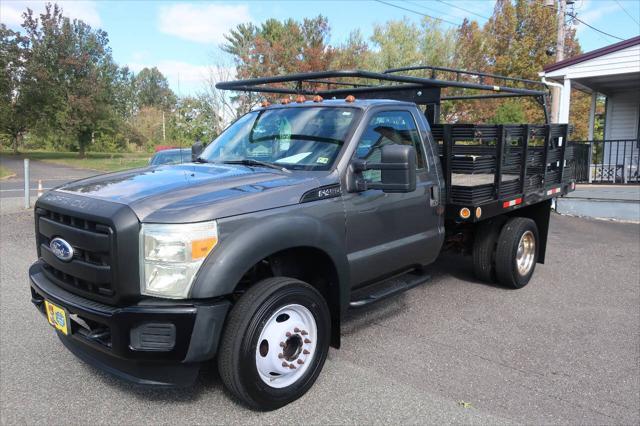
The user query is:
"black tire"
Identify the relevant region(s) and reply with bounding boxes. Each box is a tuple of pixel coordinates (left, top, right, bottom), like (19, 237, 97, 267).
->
(217, 277, 331, 410)
(472, 216, 507, 283)
(494, 217, 539, 289)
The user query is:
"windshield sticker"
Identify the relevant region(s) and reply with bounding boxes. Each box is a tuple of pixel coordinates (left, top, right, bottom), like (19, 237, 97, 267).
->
(275, 152, 312, 164)
(316, 157, 329, 164)
(342, 111, 352, 116)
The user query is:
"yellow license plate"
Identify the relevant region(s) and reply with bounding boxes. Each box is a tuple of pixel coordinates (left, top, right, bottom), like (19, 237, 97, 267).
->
(45, 300, 70, 335)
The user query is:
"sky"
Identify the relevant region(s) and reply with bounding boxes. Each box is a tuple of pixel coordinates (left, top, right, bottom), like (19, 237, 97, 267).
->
(2, 0, 639, 95)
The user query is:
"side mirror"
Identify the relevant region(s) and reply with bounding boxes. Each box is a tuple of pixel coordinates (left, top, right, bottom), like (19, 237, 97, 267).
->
(347, 144, 417, 193)
(191, 141, 204, 162)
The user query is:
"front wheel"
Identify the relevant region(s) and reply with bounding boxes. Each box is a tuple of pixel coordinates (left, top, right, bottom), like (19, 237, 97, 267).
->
(217, 277, 331, 410)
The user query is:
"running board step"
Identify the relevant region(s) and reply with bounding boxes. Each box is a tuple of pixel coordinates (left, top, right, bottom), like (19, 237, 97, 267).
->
(349, 271, 430, 308)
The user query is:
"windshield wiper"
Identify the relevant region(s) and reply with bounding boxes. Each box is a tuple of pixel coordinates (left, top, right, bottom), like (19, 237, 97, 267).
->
(222, 159, 290, 173)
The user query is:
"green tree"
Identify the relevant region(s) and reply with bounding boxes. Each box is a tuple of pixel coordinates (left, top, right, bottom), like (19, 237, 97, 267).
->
(134, 67, 176, 111)
(489, 100, 525, 124)
(370, 18, 422, 70)
(20, 4, 123, 156)
(0, 24, 29, 152)
(170, 95, 221, 145)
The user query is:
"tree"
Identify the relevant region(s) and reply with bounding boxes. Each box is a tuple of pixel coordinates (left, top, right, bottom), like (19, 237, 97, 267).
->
(223, 15, 334, 81)
(370, 18, 422, 71)
(203, 63, 245, 128)
(170, 95, 221, 145)
(20, 4, 123, 156)
(0, 24, 29, 152)
(131, 106, 164, 151)
(134, 67, 176, 111)
(331, 30, 372, 70)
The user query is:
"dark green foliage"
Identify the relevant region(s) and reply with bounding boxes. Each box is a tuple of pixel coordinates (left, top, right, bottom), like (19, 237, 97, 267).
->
(134, 67, 176, 111)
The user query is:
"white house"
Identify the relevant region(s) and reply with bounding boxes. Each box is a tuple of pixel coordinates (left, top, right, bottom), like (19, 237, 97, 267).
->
(539, 36, 640, 182)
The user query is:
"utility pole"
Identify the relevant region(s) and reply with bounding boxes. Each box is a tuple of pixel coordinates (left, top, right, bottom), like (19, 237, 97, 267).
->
(550, 0, 566, 123)
(162, 110, 166, 142)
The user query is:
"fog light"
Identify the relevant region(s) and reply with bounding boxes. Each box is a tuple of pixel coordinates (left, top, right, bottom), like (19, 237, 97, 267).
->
(130, 323, 176, 351)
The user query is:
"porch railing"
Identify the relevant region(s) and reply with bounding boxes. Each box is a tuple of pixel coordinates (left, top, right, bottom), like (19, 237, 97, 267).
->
(570, 139, 640, 184)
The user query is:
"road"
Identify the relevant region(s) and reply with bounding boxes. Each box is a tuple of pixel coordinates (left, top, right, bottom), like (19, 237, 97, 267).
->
(1, 198, 638, 424)
(0, 155, 97, 198)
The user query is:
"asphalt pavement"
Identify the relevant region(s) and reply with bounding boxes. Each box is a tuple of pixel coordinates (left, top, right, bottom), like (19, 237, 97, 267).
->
(0, 155, 97, 198)
(1, 198, 638, 424)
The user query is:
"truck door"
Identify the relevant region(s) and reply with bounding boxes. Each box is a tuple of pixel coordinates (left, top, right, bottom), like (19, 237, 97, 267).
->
(343, 108, 444, 288)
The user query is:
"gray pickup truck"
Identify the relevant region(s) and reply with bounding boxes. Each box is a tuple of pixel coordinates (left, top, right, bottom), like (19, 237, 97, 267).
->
(29, 69, 575, 410)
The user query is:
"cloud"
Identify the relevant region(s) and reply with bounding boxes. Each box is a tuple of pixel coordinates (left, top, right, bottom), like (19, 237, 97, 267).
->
(0, 1, 101, 28)
(572, 0, 620, 36)
(158, 3, 251, 44)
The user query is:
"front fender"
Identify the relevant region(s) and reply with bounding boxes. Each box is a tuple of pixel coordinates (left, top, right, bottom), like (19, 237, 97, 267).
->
(190, 207, 350, 312)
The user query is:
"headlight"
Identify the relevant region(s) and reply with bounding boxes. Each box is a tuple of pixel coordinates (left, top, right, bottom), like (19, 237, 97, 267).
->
(140, 221, 218, 298)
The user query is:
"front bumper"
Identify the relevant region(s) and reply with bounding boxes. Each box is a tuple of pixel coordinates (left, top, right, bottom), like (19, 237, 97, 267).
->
(29, 261, 230, 387)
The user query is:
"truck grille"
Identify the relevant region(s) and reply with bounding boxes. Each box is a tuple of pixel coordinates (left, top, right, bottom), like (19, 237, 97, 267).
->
(36, 208, 116, 298)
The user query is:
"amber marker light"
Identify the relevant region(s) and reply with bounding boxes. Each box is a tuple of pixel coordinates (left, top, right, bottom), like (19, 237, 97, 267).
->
(345, 95, 355, 102)
(191, 237, 218, 260)
(459, 207, 471, 219)
(313, 95, 323, 102)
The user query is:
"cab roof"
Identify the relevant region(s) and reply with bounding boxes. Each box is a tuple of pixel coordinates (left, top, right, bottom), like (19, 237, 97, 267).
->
(254, 98, 414, 111)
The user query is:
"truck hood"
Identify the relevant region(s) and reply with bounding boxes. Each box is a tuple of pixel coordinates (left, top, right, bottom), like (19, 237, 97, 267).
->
(57, 163, 321, 223)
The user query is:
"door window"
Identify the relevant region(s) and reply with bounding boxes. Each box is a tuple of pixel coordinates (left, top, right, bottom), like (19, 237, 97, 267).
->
(354, 110, 425, 182)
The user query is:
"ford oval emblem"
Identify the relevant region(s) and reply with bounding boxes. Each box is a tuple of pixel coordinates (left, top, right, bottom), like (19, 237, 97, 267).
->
(50, 237, 74, 262)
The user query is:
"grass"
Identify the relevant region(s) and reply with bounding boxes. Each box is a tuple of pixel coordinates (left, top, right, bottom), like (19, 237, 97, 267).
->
(0, 165, 14, 179)
(0, 150, 150, 172)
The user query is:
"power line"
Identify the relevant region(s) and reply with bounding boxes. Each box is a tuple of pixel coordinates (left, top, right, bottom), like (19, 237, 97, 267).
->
(567, 13, 625, 41)
(374, 0, 462, 26)
(614, 0, 639, 26)
(403, 0, 465, 23)
(434, 0, 490, 21)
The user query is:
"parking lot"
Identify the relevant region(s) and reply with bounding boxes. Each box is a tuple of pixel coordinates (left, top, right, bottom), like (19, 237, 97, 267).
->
(1, 197, 638, 424)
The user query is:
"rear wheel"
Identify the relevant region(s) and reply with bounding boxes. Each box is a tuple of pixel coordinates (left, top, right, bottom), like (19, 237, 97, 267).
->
(472, 217, 507, 283)
(494, 217, 538, 289)
(217, 277, 330, 410)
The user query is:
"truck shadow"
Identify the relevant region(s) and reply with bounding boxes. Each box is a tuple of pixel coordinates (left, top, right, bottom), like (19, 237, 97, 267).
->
(433, 252, 507, 290)
(93, 253, 503, 401)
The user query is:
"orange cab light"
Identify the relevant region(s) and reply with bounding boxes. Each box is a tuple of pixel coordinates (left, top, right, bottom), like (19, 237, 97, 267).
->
(345, 95, 356, 103)
(280, 98, 291, 104)
(295, 95, 306, 103)
(261, 100, 271, 107)
(313, 95, 323, 103)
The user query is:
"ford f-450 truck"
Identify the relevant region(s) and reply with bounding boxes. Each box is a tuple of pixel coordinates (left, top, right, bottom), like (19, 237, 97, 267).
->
(29, 68, 575, 410)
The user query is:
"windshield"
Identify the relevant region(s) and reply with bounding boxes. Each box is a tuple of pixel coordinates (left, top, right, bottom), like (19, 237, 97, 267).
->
(199, 107, 360, 170)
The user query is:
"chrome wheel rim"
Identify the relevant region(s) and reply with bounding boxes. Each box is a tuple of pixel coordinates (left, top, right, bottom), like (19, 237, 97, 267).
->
(516, 230, 536, 276)
(255, 304, 317, 388)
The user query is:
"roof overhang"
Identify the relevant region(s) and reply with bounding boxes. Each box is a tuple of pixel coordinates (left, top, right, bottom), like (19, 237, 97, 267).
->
(538, 36, 640, 95)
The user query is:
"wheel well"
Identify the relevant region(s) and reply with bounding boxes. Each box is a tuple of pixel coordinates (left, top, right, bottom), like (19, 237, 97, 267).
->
(235, 247, 342, 348)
